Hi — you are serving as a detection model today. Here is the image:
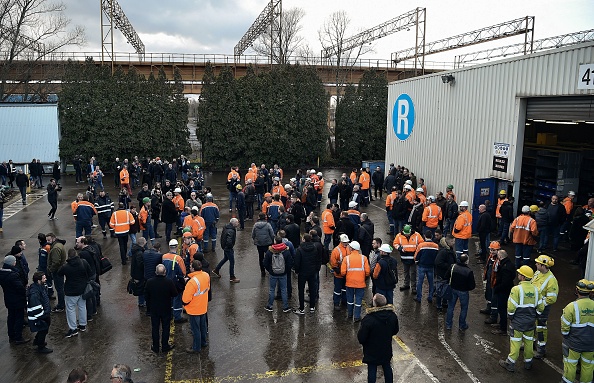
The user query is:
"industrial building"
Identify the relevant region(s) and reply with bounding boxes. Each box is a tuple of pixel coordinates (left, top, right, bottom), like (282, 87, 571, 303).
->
(385, 42, 594, 221)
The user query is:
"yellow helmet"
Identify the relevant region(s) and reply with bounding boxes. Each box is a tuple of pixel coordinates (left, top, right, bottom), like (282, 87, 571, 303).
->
(530, 205, 538, 213)
(535, 254, 554, 268)
(499, 190, 507, 195)
(576, 279, 594, 293)
(517, 265, 534, 279)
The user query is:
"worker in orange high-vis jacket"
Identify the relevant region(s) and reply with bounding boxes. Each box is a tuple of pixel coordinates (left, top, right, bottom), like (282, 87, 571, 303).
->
(341, 241, 370, 322)
(182, 259, 210, 353)
(394, 225, 424, 293)
(172, 187, 185, 235)
(415, 188, 426, 206)
(331, 234, 351, 309)
(386, 186, 398, 235)
(560, 191, 576, 236)
(245, 168, 257, 185)
(495, 189, 508, 237)
(315, 172, 325, 207)
(120, 165, 132, 197)
(453, 201, 472, 259)
(349, 169, 358, 185)
(110, 203, 135, 265)
(422, 195, 442, 236)
(321, 203, 337, 250)
(510, 205, 539, 268)
(71, 193, 83, 222)
(74, 195, 97, 238)
(358, 169, 371, 207)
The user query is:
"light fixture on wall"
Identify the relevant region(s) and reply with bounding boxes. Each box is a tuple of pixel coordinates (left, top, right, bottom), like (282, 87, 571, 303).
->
(441, 74, 455, 84)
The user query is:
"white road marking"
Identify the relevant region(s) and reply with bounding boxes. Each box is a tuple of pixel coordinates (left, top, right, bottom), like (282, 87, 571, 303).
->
(2, 190, 48, 220)
(473, 334, 501, 355)
(542, 357, 564, 375)
(438, 316, 481, 383)
(396, 358, 417, 383)
(395, 337, 441, 383)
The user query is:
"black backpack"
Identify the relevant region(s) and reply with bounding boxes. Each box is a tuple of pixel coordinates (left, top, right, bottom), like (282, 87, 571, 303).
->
(381, 256, 398, 286)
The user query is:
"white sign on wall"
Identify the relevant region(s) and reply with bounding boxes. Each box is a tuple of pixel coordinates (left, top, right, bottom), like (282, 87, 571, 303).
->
(493, 142, 510, 158)
(578, 64, 594, 90)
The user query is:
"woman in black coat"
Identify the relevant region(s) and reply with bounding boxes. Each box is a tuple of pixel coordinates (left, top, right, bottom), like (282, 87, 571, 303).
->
(357, 293, 399, 383)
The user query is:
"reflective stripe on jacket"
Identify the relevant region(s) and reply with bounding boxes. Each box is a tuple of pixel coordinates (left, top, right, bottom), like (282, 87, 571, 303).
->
(508, 281, 544, 332)
(109, 209, 135, 235)
(341, 251, 370, 288)
(182, 271, 210, 315)
(422, 203, 442, 228)
(453, 210, 472, 239)
(561, 298, 594, 353)
(510, 215, 538, 245)
(531, 270, 558, 306)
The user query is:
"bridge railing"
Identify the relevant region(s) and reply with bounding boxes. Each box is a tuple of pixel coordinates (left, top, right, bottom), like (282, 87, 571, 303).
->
(22, 51, 452, 70)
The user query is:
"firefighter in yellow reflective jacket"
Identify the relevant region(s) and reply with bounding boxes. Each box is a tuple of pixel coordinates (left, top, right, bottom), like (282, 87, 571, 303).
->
(531, 254, 559, 359)
(499, 265, 544, 372)
(561, 279, 594, 383)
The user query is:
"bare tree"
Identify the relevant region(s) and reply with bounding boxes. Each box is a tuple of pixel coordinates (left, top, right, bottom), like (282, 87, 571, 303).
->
(0, 0, 86, 101)
(251, 7, 305, 65)
(318, 10, 372, 156)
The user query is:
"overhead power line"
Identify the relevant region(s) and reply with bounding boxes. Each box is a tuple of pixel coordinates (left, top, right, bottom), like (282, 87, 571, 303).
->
(455, 28, 594, 66)
(322, 7, 426, 59)
(100, 0, 145, 67)
(392, 16, 535, 66)
(234, 0, 281, 57)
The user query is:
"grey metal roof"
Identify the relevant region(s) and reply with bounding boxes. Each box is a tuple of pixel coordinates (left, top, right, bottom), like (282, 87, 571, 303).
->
(0, 104, 60, 163)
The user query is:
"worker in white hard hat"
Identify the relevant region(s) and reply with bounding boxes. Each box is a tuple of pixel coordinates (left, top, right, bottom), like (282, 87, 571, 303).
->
(162, 238, 188, 323)
(452, 201, 472, 259)
(415, 187, 426, 206)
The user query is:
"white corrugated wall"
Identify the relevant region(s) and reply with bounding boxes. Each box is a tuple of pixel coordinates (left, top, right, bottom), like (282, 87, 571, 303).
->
(0, 104, 60, 164)
(385, 42, 594, 205)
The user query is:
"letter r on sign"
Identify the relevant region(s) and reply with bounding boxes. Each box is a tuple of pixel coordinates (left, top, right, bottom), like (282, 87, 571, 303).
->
(397, 100, 409, 135)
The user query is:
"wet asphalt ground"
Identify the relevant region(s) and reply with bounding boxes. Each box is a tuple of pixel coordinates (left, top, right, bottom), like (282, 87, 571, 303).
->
(0, 169, 583, 383)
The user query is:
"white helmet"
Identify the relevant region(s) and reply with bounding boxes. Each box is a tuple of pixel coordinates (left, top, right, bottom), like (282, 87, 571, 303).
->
(168, 239, 178, 247)
(416, 187, 424, 193)
(348, 201, 358, 208)
(379, 244, 392, 253)
(460, 201, 469, 207)
(174, 187, 182, 193)
(348, 241, 361, 251)
(310, 169, 316, 174)
(317, 172, 322, 176)
(428, 195, 435, 202)
(404, 185, 412, 191)
(405, 180, 413, 185)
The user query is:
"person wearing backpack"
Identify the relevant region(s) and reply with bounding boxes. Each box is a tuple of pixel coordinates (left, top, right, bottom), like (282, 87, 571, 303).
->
(263, 236, 293, 313)
(372, 244, 398, 305)
(266, 194, 284, 234)
(293, 234, 322, 315)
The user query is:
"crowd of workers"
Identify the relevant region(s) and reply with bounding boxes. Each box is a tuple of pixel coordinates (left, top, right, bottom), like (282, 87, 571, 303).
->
(1, 156, 594, 383)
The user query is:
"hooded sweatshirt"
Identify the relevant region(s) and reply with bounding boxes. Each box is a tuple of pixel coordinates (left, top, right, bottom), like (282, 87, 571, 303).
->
(263, 243, 293, 276)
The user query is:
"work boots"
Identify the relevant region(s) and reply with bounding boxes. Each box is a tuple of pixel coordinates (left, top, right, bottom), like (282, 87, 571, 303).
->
(499, 359, 515, 372)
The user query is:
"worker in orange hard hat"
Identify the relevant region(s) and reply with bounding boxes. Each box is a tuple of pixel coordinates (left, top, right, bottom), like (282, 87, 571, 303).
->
(482, 241, 501, 322)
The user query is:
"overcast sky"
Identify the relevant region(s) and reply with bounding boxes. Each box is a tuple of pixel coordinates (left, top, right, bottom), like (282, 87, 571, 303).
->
(62, 0, 591, 65)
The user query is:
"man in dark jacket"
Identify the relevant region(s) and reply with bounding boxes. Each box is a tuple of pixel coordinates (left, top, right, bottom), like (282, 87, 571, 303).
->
(357, 293, 399, 383)
(391, 191, 408, 234)
(47, 233, 66, 312)
(264, 236, 293, 313)
(15, 168, 28, 204)
(434, 237, 457, 311)
(444, 254, 476, 331)
(9, 244, 29, 288)
(130, 237, 146, 307)
(334, 211, 355, 247)
(284, 214, 301, 250)
(293, 234, 322, 315)
(372, 245, 398, 305)
(0, 255, 29, 344)
(546, 195, 566, 251)
(499, 197, 515, 245)
(443, 194, 458, 236)
(27, 271, 52, 353)
(491, 250, 516, 335)
(371, 167, 384, 200)
(58, 249, 92, 338)
(47, 178, 58, 220)
(76, 236, 99, 322)
(145, 264, 178, 353)
(212, 218, 240, 283)
(359, 213, 375, 257)
(252, 212, 275, 278)
(328, 179, 339, 205)
(476, 204, 492, 264)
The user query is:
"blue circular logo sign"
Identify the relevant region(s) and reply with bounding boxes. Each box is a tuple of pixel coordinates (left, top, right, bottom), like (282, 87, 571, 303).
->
(392, 94, 415, 141)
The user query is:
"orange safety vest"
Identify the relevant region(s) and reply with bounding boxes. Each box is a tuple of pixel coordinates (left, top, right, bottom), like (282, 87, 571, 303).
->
(316, 178, 325, 195)
(562, 197, 574, 215)
(182, 271, 210, 315)
(386, 191, 397, 210)
(496, 197, 507, 218)
(349, 172, 357, 184)
(227, 170, 239, 181)
(422, 203, 442, 228)
(359, 172, 370, 190)
(330, 244, 350, 279)
(272, 185, 287, 198)
(71, 200, 79, 221)
(194, 216, 206, 240)
(405, 190, 416, 204)
(510, 214, 538, 245)
(453, 210, 472, 239)
(321, 209, 335, 234)
(109, 209, 135, 235)
(173, 195, 185, 212)
(183, 215, 199, 235)
(245, 171, 257, 184)
(341, 251, 370, 288)
(417, 194, 426, 206)
(393, 233, 424, 261)
(139, 206, 150, 230)
(120, 168, 129, 184)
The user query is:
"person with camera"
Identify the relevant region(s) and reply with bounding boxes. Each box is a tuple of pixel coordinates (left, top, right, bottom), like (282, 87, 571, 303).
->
(47, 178, 59, 221)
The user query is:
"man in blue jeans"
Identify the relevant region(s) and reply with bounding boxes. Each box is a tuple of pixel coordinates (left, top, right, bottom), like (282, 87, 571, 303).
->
(200, 194, 219, 252)
(263, 236, 293, 313)
(444, 254, 476, 331)
(414, 231, 439, 303)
